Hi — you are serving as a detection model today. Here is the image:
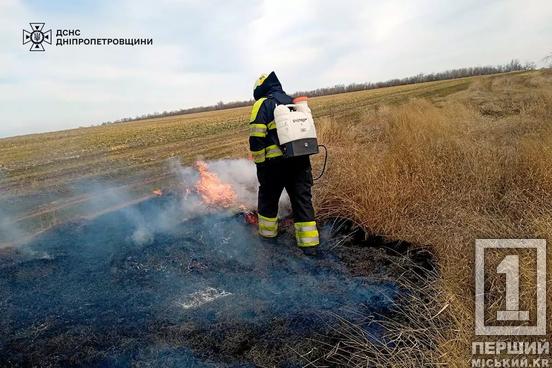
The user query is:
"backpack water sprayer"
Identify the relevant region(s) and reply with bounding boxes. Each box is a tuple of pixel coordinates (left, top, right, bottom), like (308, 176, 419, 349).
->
(274, 96, 327, 180)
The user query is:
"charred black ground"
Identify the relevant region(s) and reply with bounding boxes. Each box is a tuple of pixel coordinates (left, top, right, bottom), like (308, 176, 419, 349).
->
(0, 194, 434, 367)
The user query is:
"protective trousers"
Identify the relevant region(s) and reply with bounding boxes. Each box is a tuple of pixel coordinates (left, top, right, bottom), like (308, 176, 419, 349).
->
(256, 156, 319, 248)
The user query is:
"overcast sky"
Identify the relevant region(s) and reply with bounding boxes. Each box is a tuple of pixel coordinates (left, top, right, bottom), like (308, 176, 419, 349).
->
(0, 0, 551, 138)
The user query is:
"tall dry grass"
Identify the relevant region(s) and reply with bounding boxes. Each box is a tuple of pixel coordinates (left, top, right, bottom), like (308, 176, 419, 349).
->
(312, 71, 552, 366)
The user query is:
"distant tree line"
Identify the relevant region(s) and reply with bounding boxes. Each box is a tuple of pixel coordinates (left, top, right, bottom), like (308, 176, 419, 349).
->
(102, 60, 536, 125)
(293, 59, 535, 97)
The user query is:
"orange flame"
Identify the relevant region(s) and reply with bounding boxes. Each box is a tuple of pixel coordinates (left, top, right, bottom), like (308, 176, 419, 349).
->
(195, 160, 237, 208)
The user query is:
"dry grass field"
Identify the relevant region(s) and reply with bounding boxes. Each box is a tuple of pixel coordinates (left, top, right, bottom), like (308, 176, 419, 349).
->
(1, 69, 551, 366)
(313, 69, 552, 366)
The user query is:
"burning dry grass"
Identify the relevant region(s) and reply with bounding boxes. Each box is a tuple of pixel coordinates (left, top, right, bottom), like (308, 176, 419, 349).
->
(195, 160, 237, 208)
(312, 70, 552, 366)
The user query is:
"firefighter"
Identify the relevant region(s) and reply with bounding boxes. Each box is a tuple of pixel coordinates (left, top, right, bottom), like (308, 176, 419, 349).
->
(249, 71, 320, 256)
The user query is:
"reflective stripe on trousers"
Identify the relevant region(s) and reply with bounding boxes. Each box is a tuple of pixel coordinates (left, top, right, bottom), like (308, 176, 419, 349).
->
(258, 214, 278, 238)
(294, 221, 319, 247)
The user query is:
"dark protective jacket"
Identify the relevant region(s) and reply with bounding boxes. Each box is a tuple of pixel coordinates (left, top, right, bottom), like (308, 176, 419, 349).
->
(248, 72, 293, 165)
(248, 72, 319, 248)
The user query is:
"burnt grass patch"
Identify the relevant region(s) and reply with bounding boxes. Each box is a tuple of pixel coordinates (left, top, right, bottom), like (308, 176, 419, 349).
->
(0, 195, 437, 367)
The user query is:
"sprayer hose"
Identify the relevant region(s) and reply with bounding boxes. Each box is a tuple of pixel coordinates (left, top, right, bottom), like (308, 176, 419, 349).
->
(313, 144, 328, 181)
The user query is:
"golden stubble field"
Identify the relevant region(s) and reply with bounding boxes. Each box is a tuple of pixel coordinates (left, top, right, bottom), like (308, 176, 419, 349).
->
(1, 70, 551, 366)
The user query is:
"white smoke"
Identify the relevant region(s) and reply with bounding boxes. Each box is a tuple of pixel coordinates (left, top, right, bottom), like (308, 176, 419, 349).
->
(204, 159, 258, 209)
(131, 227, 154, 246)
(1, 159, 293, 249)
(172, 158, 291, 217)
(0, 207, 24, 249)
(130, 158, 289, 247)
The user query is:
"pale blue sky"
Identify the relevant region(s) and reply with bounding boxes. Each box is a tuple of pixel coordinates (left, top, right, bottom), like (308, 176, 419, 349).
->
(1, 0, 551, 138)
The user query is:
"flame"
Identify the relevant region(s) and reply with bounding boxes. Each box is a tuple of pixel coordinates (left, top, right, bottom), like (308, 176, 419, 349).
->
(244, 211, 258, 225)
(195, 160, 237, 208)
(152, 189, 163, 197)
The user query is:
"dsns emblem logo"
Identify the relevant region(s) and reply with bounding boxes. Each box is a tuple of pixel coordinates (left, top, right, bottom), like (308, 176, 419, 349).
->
(22, 23, 52, 51)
